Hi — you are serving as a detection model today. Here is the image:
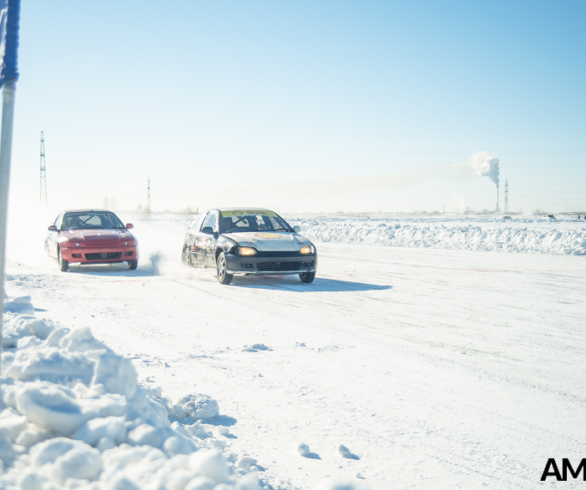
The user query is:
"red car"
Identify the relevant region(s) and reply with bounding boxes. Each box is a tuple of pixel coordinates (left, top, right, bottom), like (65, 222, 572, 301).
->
(45, 209, 139, 272)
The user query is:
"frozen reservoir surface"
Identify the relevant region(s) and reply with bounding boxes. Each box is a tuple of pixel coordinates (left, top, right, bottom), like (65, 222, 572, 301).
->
(2, 213, 586, 489)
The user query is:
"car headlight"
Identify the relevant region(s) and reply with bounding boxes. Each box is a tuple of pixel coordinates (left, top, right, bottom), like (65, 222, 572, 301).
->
(62, 241, 82, 248)
(300, 245, 314, 254)
(239, 247, 257, 256)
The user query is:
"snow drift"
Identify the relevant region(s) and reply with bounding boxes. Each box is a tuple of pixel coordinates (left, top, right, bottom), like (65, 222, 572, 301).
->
(291, 218, 586, 255)
(0, 295, 264, 489)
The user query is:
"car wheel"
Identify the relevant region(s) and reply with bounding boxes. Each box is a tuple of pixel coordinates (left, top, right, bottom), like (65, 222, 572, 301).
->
(58, 247, 69, 272)
(182, 246, 191, 266)
(128, 260, 138, 270)
(216, 252, 233, 285)
(299, 271, 316, 283)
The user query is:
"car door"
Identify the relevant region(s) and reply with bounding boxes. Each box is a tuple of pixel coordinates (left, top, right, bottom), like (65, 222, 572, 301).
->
(47, 213, 63, 257)
(185, 214, 205, 266)
(190, 211, 214, 267)
(200, 210, 219, 267)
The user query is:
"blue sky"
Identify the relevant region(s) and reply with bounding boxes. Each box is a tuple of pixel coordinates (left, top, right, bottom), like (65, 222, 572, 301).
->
(9, 0, 586, 213)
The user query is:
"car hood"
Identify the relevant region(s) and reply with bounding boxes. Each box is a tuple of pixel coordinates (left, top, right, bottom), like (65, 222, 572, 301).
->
(63, 229, 135, 246)
(222, 231, 313, 252)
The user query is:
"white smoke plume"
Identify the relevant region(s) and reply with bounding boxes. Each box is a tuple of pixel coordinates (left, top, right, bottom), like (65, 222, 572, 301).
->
(468, 151, 500, 189)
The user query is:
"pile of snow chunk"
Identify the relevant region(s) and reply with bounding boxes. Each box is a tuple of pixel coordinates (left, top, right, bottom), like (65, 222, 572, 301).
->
(0, 295, 264, 490)
(173, 394, 220, 420)
(292, 218, 586, 255)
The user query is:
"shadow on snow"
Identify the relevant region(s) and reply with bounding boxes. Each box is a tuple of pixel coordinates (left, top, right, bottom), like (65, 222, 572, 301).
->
(231, 275, 392, 292)
(64, 263, 157, 277)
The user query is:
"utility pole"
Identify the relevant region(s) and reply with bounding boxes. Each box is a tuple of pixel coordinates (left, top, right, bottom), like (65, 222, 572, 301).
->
(40, 131, 47, 203)
(504, 180, 509, 213)
(147, 175, 151, 213)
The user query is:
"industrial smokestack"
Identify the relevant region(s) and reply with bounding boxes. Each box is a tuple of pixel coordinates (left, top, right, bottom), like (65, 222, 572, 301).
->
(468, 151, 500, 211)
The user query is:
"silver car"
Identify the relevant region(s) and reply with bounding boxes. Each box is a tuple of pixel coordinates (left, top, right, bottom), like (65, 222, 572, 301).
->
(181, 208, 317, 285)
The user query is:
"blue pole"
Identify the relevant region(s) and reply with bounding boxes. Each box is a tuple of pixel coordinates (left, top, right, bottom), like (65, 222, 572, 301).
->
(0, 0, 21, 374)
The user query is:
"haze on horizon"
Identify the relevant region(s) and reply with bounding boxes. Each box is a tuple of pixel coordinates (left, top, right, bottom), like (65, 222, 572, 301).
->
(8, 1, 586, 215)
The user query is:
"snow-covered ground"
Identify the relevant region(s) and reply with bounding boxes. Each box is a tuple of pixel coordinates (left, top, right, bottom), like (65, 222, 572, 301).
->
(3, 212, 586, 488)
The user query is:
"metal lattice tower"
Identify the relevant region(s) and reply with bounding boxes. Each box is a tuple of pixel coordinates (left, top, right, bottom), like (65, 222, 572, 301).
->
(504, 180, 509, 213)
(147, 175, 151, 212)
(40, 131, 47, 203)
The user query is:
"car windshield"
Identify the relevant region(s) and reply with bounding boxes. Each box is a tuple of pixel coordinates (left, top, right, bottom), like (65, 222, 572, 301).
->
(62, 212, 125, 230)
(219, 210, 293, 234)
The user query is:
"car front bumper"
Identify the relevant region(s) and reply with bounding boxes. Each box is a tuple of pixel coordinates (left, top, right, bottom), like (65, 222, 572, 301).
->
(61, 245, 139, 264)
(225, 253, 317, 275)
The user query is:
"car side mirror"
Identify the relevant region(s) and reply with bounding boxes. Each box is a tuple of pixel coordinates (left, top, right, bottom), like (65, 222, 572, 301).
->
(202, 226, 213, 235)
(293, 226, 301, 233)
(213, 231, 220, 239)
(48, 225, 58, 231)
(126, 223, 134, 229)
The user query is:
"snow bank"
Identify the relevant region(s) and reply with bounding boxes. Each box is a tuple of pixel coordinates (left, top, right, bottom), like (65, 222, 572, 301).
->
(292, 217, 586, 255)
(0, 295, 266, 490)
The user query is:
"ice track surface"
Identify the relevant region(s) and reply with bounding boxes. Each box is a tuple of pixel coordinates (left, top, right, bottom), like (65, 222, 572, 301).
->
(5, 243, 586, 489)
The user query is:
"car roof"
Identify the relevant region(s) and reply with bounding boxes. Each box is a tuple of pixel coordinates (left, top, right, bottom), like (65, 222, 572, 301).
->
(215, 207, 274, 213)
(62, 209, 112, 213)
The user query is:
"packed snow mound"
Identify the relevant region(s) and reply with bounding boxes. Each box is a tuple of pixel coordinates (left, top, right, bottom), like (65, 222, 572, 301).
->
(0, 295, 266, 490)
(173, 394, 220, 420)
(297, 443, 311, 457)
(292, 217, 586, 255)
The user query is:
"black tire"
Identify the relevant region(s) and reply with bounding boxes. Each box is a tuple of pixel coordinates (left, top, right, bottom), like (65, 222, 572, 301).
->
(182, 246, 191, 266)
(128, 260, 138, 270)
(299, 271, 316, 283)
(216, 252, 233, 285)
(58, 247, 69, 272)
